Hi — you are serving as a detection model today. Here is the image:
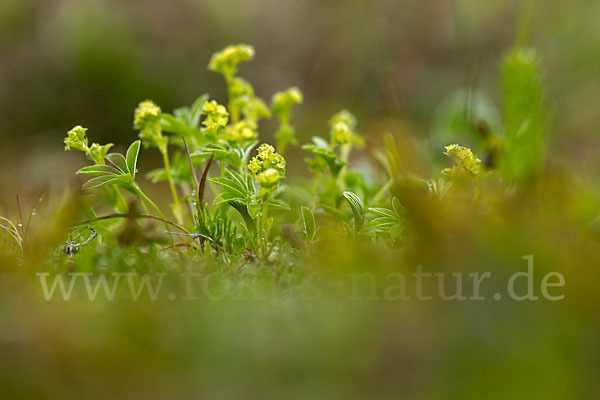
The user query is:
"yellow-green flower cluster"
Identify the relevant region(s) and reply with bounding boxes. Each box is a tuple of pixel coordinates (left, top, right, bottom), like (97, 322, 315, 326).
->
(208, 44, 255, 81)
(442, 144, 482, 179)
(134, 100, 161, 131)
(134, 100, 167, 149)
(229, 77, 270, 123)
(272, 87, 303, 124)
(64, 125, 88, 152)
(248, 144, 286, 181)
(255, 168, 281, 188)
(329, 110, 363, 147)
(64, 125, 113, 165)
(88, 143, 113, 165)
(202, 100, 229, 134)
(249, 144, 286, 196)
(224, 120, 258, 143)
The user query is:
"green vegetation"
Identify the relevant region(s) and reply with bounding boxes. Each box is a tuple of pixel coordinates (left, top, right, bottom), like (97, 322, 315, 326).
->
(1, 36, 599, 399)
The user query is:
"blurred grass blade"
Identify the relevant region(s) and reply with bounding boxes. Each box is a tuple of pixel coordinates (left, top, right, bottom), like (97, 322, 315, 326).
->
(501, 46, 547, 181)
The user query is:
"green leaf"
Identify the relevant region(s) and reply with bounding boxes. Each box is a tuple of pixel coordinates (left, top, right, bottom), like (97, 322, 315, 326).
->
(126, 140, 141, 177)
(215, 192, 244, 205)
(106, 153, 128, 172)
(77, 165, 120, 176)
(268, 199, 291, 211)
(211, 177, 247, 198)
(300, 206, 316, 243)
(82, 175, 121, 190)
(192, 147, 241, 169)
(247, 201, 260, 219)
(368, 198, 403, 238)
(342, 191, 365, 232)
(392, 197, 404, 217)
(303, 143, 346, 177)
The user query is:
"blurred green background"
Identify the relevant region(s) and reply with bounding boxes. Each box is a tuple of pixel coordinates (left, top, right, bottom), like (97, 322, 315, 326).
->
(2, 0, 600, 166)
(2, 2, 600, 399)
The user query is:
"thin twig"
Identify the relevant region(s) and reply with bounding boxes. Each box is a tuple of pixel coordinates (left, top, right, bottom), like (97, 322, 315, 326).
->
(182, 137, 199, 194)
(160, 243, 197, 252)
(164, 231, 213, 241)
(24, 193, 44, 242)
(76, 213, 189, 234)
(15, 195, 24, 237)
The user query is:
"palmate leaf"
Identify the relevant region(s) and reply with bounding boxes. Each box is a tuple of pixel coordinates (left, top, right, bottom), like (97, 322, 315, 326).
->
(368, 197, 403, 238)
(211, 169, 256, 204)
(342, 191, 365, 233)
(192, 142, 257, 170)
(211, 177, 247, 198)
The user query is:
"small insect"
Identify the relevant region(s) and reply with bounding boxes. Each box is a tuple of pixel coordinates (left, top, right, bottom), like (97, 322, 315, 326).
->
(65, 228, 98, 256)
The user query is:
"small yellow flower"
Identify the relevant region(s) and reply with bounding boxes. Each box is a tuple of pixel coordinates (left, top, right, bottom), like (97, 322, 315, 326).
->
(248, 157, 262, 174)
(224, 120, 258, 143)
(64, 126, 113, 165)
(256, 168, 280, 187)
(88, 143, 113, 165)
(248, 143, 286, 178)
(329, 110, 363, 147)
(202, 100, 229, 134)
(208, 44, 255, 81)
(272, 87, 303, 123)
(64, 125, 88, 152)
(442, 144, 482, 179)
(134, 100, 161, 131)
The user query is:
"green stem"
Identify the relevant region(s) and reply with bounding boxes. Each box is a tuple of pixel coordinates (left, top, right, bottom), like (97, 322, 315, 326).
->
(372, 179, 393, 206)
(112, 185, 129, 212)
(336, 144, 352, 190)
(226, 77, 239, 123)
(133, 184, 164, 219)
(160, 145, 182, 223)
(259, 198, 270, 259)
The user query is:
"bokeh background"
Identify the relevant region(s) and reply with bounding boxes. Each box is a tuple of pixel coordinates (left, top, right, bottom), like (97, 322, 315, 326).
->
(2, 2, 600, 399)
(2, 0, 600, 206)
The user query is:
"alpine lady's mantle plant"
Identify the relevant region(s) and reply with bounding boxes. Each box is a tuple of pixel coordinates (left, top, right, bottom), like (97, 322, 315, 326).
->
(58, 42, 548, 263)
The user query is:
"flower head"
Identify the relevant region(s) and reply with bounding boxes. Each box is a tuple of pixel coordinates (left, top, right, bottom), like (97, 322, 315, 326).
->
(134, 100, 161, 131)
(88, 143, 113, 165)
(256, 168, 281, 188)
(64, 126, 112, 165)
(224, 120, 258, 143)
(208, 44, 255, 81)
(202, 100, 229, 134)
(64, 125, 88, 152)
(329, 110, 363, 147)
(228, 77, 270, 123)
(248, 144, 286, 177)
(134, 100, 167, 148)
(272, 87, 303, 123)
(442, 144, 482, 179)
